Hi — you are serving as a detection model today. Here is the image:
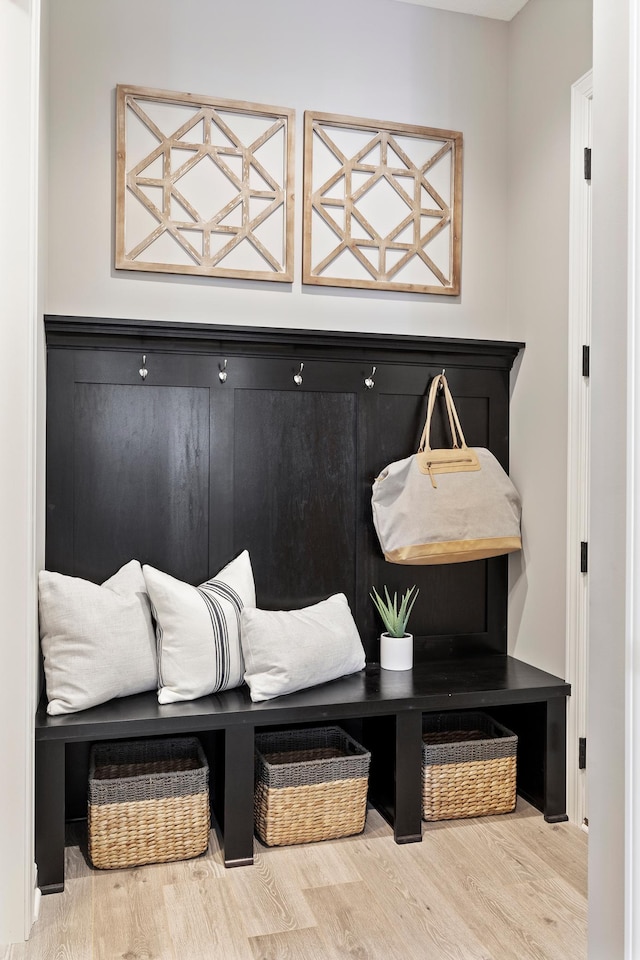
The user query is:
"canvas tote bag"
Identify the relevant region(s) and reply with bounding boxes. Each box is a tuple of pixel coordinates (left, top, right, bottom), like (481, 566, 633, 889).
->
(371, 373, 522, 564)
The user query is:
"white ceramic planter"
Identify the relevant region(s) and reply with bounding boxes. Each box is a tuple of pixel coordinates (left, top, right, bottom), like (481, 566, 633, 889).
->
(380, 632, 413, 671)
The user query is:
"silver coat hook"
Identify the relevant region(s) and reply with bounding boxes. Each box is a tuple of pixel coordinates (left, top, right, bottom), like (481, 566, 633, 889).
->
(294, 362, 304, 386)
(218, 359, 228, 383)
(438, 368, 446, 391)
(364, 366, 376, 390)
(139, 355, 148, 380)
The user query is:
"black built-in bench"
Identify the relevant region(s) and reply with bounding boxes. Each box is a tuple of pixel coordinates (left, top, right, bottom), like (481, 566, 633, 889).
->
(35, 658, 569, 893)
(36, 317, 570, 895)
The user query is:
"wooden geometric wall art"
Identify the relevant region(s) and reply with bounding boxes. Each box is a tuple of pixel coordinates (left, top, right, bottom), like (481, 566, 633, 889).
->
(303, 111, 463, 295)
(116, 85, 295, 282)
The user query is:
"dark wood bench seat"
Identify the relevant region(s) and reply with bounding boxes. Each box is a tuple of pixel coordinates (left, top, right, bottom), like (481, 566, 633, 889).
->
(35, 653, 570, 894)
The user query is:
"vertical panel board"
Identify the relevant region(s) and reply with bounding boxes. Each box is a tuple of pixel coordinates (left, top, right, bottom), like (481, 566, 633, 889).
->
(209, 386, 236, 574)
(362, 388, 488, 654)
(233, 389, 357, 610)
(73, 382, 210, 584)
(45, 350, 76, 575)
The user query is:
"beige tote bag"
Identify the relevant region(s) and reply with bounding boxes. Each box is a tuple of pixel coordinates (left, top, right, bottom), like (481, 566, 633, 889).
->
(371, 374, 522, 565)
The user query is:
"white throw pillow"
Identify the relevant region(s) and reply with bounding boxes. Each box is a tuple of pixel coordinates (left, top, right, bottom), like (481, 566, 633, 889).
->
(39, 560, 157, 715)
(240, 593, 366, 702)
(144, 550, 255, 704)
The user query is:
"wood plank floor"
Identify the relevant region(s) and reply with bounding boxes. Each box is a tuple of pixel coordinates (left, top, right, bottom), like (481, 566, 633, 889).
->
(2, 799, 587, 960)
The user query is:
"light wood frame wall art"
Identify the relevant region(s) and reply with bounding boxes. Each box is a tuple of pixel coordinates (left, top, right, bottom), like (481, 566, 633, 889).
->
(116, 85, 295, 282)
(303, 111, 463, 295)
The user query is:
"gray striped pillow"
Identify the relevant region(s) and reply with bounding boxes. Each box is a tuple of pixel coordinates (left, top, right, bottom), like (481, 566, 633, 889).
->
(143, 550, 255, 704)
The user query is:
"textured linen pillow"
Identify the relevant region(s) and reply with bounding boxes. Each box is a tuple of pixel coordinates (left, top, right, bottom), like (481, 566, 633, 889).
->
(240, 593, 366, 702)
(143, 550, 256, 704)
(39, 560, 157, 716)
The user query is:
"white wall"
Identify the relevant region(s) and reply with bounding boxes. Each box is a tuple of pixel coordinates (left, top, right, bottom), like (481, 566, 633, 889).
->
(589, 2, 630, 956)
(0, 0, 41, 946)
(506, 0, 592, 677)
(46, 0, 510, 340)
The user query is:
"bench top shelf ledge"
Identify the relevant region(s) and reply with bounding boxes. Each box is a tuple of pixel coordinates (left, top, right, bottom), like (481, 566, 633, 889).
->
(35, 654, 570, 743)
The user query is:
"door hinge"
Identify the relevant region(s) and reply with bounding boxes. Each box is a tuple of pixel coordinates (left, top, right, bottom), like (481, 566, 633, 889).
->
(580, 541, 588, 573)
(584, 147, 591, 181)
(582, 344, 590, 378)
(579, 737, 587, 769)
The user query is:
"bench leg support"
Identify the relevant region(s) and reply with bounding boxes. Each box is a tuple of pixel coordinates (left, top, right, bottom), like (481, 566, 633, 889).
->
(35, 740, 66, 895)
(544, 697, 569, 823)
(393, 710, 423, 844)
(223, 725, 255, 867)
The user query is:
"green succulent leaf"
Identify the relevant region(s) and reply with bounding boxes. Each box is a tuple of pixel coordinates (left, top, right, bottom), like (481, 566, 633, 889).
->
(370, 585, 418, 638)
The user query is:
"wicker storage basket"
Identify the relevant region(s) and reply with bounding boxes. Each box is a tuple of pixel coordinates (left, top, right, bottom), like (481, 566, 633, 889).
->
(422, 712, 517, 822)
(254, 726, 371, 846)
(88, 737, 210, 870)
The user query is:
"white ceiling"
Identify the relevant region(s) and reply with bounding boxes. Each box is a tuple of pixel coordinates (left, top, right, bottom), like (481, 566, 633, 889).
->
(393, 0, 529, 20)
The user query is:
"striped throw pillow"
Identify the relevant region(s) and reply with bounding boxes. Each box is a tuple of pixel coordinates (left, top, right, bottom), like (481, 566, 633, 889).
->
(143, 550, 255, 704)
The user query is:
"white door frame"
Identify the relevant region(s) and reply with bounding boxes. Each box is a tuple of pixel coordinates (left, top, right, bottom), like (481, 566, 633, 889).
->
(628, 2, 640, 951)
(566, 69, 592, 828)
(0, 0, 41, 943)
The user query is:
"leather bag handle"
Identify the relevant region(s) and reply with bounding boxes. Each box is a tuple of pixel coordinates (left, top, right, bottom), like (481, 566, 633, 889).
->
(418, 374, 469, 453)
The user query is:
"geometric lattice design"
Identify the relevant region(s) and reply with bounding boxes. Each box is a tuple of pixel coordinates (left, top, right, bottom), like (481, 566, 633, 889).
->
(116, 85, 295, 282)
(303, 111, 462, 295)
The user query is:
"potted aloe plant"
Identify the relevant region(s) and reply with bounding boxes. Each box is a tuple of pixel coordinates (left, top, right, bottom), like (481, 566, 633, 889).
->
(370, 585, 419, 671)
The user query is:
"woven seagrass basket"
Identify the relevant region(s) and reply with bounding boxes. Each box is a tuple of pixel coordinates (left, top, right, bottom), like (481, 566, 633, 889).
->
(88, 737, 210, 870)
(254, 726, 371, 847)
(422, 712, 517, 822)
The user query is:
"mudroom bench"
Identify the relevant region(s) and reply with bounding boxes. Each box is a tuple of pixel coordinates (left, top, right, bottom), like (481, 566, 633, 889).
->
(35, 655, 569, 894)
(37, 316, 570, 896)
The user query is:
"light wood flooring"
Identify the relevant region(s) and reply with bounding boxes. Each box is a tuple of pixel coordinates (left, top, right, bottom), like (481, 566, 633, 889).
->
(2, 799, 587, 960)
